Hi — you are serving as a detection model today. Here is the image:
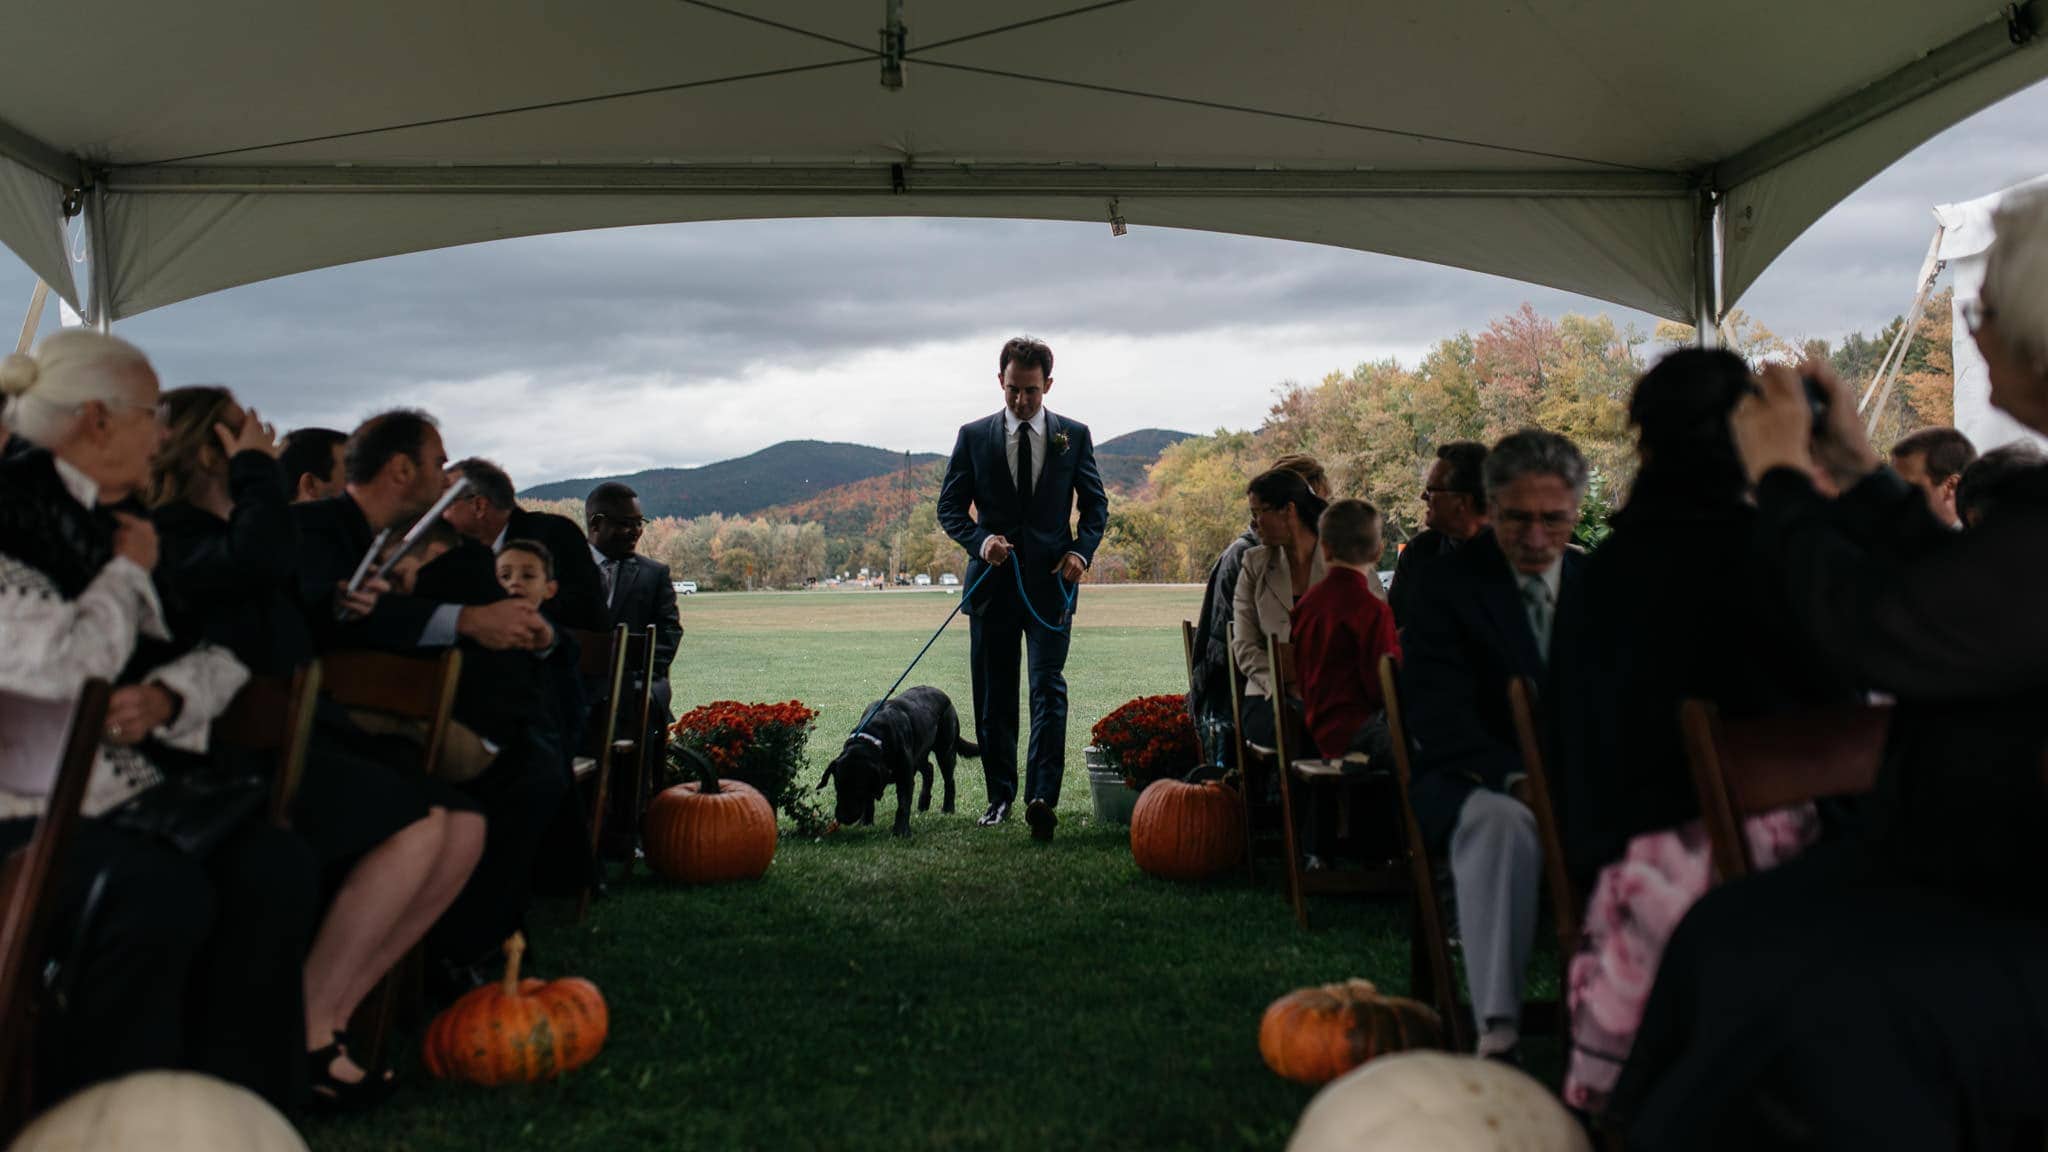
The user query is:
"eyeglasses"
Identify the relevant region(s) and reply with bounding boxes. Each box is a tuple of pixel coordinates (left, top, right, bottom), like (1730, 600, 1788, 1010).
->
(1420, 487, 1470, 503)
(1963, 299, 1998, 335)
(1495, 509, 1575, 531)
(596, 515, 648, 530)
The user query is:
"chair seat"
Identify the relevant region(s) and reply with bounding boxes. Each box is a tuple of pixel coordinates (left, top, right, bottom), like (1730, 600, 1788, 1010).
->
(1289, 754, 1375, 780)
(1244, 741, 1277, 760)
(572, 756, 598, 781)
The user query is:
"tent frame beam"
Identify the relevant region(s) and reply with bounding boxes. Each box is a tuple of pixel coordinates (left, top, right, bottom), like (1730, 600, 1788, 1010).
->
(1712, 0, 2041, 191)
(0, 113, 82, 189)
(101, 163, 1694, 199)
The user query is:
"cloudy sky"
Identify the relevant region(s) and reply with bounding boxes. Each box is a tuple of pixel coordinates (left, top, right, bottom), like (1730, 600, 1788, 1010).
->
(6, 78, 2048, 487)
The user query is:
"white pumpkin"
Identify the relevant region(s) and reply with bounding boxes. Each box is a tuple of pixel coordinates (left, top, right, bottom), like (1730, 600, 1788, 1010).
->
(1287, 1051, 1591, 1152)
(9, 1071, 308, 1152)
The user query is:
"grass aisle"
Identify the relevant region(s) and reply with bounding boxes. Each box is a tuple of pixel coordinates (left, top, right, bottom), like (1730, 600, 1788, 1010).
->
(307, 586, 1426, 1152)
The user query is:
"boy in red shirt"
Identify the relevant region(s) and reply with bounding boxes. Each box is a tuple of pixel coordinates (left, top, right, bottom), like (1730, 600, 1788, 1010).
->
(1293, 498, 1400, 762)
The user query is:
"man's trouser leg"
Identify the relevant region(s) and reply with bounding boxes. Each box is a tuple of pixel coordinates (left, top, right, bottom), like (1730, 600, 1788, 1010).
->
(1449, 788, 1541, 1031)
(969, 601, 1023, 807)
(1022, 607, 1072, 808)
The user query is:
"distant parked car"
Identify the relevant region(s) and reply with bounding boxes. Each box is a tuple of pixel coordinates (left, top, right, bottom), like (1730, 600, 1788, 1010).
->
(939, 573, 959, 586)
(673, 580, 699, 595)
(914, 573, 932, 586)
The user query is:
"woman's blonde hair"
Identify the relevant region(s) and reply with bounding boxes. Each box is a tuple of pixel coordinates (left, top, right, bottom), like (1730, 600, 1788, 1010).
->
(149, 385, 237, 509)
(1986, 187, 2048, 366)
(0, 329, 154, 446)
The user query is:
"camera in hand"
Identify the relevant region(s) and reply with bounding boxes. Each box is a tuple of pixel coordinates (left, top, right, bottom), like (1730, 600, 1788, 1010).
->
(1800, 374, 1831, 431)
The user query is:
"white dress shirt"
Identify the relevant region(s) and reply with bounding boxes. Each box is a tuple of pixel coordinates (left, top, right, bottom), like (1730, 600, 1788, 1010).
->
(1002, 407, 1049, 494)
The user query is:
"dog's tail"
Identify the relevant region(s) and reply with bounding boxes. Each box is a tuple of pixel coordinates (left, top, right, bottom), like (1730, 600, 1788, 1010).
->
(955, 733, 980, 758)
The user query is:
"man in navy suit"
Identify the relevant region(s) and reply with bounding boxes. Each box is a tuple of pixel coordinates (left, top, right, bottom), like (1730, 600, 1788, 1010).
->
(1402, 429, 1587, 1063)
(938, 337, 1109, 840)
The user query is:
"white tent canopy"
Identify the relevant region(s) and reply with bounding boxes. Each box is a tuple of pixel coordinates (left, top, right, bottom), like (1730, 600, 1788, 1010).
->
(1937, 174, 2048, 452)
(1, 1, 2043, 327)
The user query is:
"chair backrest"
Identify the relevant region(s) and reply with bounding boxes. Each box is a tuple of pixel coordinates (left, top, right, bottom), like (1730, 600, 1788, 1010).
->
(1180, 619, 1199, 697)
(1680, 699, 1890, 881)
(320, 649, 464, 778)
(1264, 635, 1314, 770)
(1224, 621, 1252, 774)
(569, 626, 630, 759)
(209, 663, 323, 827)
(1376, 653, 1467, 1050)
(0, 680, 112, 1134)
(1506, 676, 1580, 955)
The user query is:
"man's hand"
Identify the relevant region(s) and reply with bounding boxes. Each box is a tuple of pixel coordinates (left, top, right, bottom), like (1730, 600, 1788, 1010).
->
(112, 512, 159, 572)
(457, 599, 552, 650)
(335, 575, 390, 619)
(1055, 553, 1086, 583)
(215, 407, 280, 459)
(981, 535, 1014, 566)
(1733, 363, 1822, 485)
(104, 684, 179, 745)
(1805, 359, 1883, 488)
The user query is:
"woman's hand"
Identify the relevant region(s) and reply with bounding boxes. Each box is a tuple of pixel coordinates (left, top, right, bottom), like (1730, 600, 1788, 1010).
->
(112, 512, 159, 571)
(104, 683, 180, 745)
(1732, 362, 1820, 485)
(335, 575, 389, 619)
(1805, 360, 1883, 487)
(215, 407, 281, 459)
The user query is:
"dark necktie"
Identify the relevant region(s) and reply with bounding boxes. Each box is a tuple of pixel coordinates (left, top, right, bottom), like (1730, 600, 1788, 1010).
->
(1016, 422, 1033, 510)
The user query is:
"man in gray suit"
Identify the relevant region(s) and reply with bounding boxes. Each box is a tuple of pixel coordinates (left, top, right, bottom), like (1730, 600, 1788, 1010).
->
(585, 481, 683, 854)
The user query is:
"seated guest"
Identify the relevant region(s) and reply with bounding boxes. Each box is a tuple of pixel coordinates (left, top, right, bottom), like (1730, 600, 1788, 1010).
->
(444, 457, 608, 631)
(0, 331, 318, 1110)
(1955, 440, 2046, 528)
(498, 539, 587, 746)
(1887, 425, 1976, 528)
(278, 426, 348, 503)
(1188, 454, 1329, 767)
(149, 386, 484, 1108)
(1613, 190, 2048, 1149)
(1549, 351, 1849, 1113)
(1389, 440, 1490, 626)
(377, 516, 462, 595)
(585, 482, 682, 856)
(1403, 429, 1587, 1062)
(1292, 498, 1400, 762)
(1231, 468, 1330, 749)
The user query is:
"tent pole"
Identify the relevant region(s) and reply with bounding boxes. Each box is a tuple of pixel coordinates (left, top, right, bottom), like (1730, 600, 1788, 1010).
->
(84, 181, 112, 332)
(1693, 189, 1722, 349)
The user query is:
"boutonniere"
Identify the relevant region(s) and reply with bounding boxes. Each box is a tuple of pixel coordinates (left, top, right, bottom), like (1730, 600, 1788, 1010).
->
(1051, 430, 1071, 456)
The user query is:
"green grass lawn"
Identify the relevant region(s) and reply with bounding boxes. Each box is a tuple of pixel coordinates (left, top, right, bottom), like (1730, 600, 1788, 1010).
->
(305, 585, 1550, 1152)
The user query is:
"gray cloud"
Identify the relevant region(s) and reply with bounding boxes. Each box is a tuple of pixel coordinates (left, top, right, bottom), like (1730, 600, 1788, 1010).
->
(5, 77, 2045, 481)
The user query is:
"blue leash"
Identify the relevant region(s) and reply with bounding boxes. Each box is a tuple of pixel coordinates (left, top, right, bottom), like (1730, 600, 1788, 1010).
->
(847, 556, 1076, 740)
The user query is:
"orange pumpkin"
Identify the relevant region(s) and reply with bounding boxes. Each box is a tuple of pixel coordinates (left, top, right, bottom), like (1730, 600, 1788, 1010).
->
(1129, 778, 1244, 880)
(643, 768, 778, 884)
(422, 933, 608, 1084)
(1259, 978, 1443, 1084)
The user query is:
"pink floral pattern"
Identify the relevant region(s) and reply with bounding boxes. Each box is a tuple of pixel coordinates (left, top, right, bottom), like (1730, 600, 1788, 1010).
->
(1563, 805, 1820, 1113)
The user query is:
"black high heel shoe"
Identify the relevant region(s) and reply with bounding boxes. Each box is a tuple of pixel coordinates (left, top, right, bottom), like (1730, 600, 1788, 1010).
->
(306, 1037, 395, 1113)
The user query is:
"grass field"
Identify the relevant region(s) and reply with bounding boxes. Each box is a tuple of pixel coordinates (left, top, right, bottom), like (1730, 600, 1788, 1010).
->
(306, 585, 1551, 1152)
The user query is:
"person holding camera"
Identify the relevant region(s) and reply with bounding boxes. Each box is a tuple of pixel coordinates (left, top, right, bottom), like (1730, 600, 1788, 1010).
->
(1611, 189, 2048, 1150)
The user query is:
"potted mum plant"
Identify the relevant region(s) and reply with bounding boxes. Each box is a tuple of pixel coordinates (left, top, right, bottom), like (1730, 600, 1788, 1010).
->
(1086, 693, 1202, 825)
(668, 700, 831, 836)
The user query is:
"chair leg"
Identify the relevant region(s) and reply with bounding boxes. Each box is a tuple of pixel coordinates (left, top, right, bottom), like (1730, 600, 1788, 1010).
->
(1275, 767, 1309, 929)
(1238, 764, 1258, 884)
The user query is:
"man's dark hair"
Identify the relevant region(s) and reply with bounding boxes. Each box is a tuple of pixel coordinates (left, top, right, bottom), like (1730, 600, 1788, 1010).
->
(1623, 348, 1750, 503)
(1435, 441, 1490, 500)
(998, 336, 1055, 379)
(1246, 468, 1330, 534)
(452, 456, 516, 509)
(345, 409, 437, 487)
(279, 427, 347, 492)
(1956, 442, 2046, 526)
(1891, 426, 1978, 483)
(1320, 499, 1383, 565)
(500, 537, 557, 579)
(585, 481, 640, 522)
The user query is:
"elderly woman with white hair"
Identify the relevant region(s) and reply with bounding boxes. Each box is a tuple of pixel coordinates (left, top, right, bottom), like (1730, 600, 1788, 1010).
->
(0, 330, 319, 1111)
(1608, 189, 2048, 1149)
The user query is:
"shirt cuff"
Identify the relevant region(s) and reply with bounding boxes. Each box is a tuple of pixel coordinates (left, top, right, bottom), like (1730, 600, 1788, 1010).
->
(421, 603, 462, 647)
(1063, 551, 1088, 569)
(980, 537, 1002, 561)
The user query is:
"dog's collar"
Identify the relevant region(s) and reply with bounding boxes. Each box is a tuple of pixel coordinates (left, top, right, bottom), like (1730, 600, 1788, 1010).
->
(847, 732, 883, 749)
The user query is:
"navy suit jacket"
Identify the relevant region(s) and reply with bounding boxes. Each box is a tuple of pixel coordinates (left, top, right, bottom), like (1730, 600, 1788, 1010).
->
(1400, 529, 1583, 850)
(937, 410, 1109, 617)
(604, 552, 682, 721)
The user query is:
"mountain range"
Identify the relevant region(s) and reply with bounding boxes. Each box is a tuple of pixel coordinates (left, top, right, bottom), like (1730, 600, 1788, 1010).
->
(520, 429, 1195, 520)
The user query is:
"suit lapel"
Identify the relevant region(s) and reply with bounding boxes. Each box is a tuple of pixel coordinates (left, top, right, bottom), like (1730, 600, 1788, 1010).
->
(983, 412, 1020, 518)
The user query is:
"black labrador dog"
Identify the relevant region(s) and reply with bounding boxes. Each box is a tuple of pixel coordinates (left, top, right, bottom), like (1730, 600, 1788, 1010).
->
(817, 686, 979, 836)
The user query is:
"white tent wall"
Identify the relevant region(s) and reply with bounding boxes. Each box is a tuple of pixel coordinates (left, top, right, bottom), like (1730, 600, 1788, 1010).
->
(0, 157, 76, 308)
(1936, 176, 2048, 453)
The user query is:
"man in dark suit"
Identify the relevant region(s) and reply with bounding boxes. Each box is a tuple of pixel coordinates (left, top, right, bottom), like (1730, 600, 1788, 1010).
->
(444, 456, 608, 631)
(1402, 429, 1587, 1063)
(1389, 440, 1489, 627)
(937, 336, 1110, 840)
(585, 481, 683, 852)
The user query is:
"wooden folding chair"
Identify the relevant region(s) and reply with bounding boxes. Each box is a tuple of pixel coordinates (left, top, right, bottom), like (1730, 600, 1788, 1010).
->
(1180, 619, 1198, 695)
(615, 626, 657, 881)
(1266, 636, 1409, 928)
(318, 649, 463, 1070)
(208, 663, 324, 828)
(1507, 676, 1581, 960)
(0, 680, 113, 1139)
(1681, 699, 1890, 882)
(568, 625, 629, 918)
(1225, 621, 1281, 883)
(1377, 654, 1466, 1050)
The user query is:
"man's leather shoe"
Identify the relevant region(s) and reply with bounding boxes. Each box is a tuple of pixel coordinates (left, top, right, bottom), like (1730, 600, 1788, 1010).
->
(977, 800, 1011, 826)
(1026, 799, 1057, 841)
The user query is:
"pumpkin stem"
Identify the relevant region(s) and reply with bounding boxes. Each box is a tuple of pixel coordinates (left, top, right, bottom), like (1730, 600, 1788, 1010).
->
(502, 932, 526, 995)
(682, 745, 723, 794)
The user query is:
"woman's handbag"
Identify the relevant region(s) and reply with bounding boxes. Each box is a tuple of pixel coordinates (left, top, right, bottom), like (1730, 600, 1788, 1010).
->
(106, 768, 268, 857)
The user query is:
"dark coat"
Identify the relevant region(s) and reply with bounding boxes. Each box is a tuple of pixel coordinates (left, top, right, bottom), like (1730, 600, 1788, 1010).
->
(505, 506, 607, 633)
(602, 552, 682, 722)
(288, 493, 438, 653)
(1389, 527, 1462, 627)
(411, 540, 545, 751)
(937, 411, 1109, 617)
(153, 451, 312, 677)
(1400, 529, 1583, 850)
(1188, 529, 1257, 725)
